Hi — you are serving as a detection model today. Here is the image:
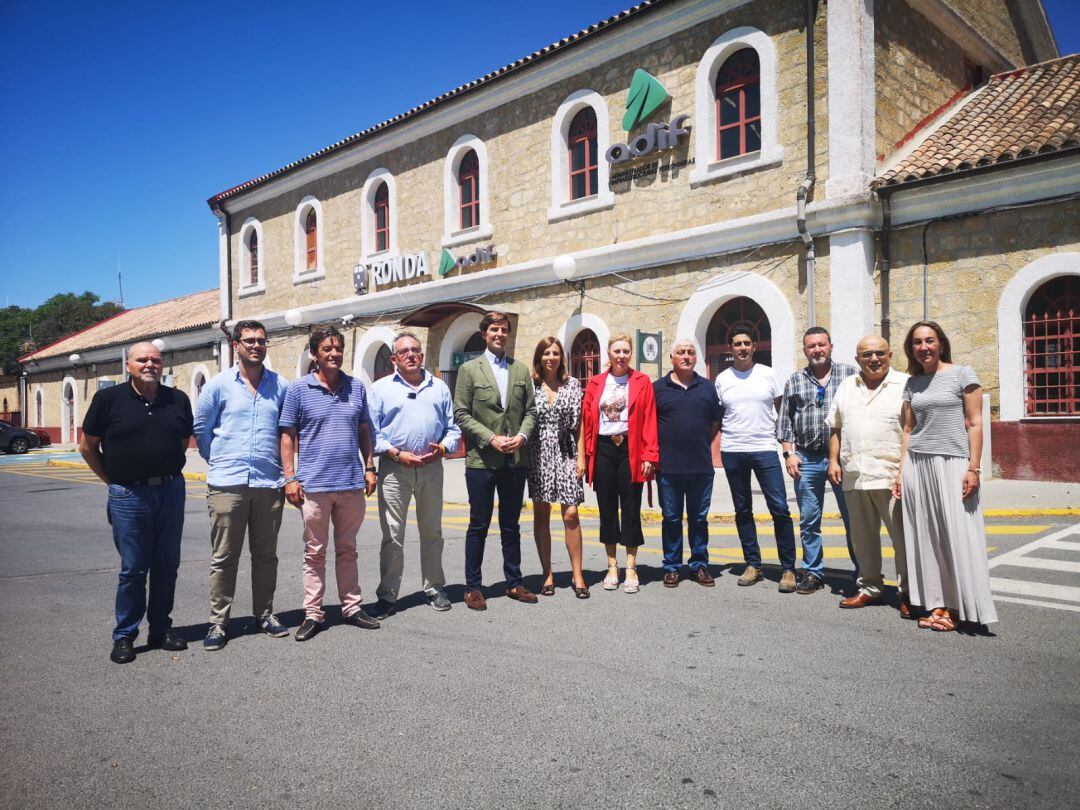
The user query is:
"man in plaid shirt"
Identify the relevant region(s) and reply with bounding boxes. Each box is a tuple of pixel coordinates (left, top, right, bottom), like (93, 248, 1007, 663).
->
(778, 327, 858, 594)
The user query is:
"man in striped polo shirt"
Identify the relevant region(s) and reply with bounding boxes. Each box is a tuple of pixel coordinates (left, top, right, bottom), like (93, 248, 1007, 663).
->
(279, 325, 380, 641)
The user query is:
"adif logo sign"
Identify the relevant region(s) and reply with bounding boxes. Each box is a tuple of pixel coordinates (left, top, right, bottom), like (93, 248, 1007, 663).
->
(605, 70, 688, 164)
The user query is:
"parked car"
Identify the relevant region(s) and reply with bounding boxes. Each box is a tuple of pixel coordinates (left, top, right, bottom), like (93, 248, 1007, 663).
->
(29, 427, 51, 447)
(0, 420, 41, 454)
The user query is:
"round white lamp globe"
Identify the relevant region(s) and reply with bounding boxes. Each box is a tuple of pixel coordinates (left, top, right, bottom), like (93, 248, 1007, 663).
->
(152, 338, 167, 351)
(284, 309, 303, 327)
(68, 353, 81, 364)
(552, 255, 577, 281)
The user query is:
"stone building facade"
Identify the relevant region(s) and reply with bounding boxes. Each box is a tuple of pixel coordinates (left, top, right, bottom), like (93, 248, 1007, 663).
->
(205, 0, 1074, 479)
(17, 291, 220, 444)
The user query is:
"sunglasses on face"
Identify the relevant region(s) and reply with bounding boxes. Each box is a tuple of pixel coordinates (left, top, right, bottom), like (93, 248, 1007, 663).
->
(238, 338, 268, 347)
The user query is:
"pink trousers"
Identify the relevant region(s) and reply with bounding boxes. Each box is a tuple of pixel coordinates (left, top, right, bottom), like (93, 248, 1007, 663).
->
(300, 489, 366, 621)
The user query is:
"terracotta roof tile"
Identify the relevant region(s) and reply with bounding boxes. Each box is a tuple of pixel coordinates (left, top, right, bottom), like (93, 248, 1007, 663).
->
(875, 53, 1080, 188)
(19, 290, 219, 362)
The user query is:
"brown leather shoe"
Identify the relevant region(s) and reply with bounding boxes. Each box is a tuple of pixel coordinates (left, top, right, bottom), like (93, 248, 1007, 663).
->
(464, 589, 487, 611)
(692, 568, 715, 587)
(737, 565, 763, 586)
(662, 571, 680, 588)
(899, 598, 915, 619)
(506, 585, 538, 604)
(778, 570, 797, 593)
(839, 592, 881, 609)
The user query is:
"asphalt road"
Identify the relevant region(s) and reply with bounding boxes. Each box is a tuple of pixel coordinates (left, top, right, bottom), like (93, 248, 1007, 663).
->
(1, 459, 1078, 809)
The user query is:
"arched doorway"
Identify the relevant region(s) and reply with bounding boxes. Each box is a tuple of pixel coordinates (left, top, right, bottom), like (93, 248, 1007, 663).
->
(570, 329, 601, 384)
(62, 380, 76, 444)
(705, 296, 772, 467)
(705, 296, 773, 377)
(35, 390, 44, 428)
(373, 345, 394, 381)
(1024, 275, 1079, 416)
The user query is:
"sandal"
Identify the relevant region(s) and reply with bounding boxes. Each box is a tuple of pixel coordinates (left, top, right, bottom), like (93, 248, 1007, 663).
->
(622, 568, 640, 594)
(918, 608, 948, 629)
(540, 583, 555, 596)
(602, 567, 620, 591)
(930, 610, 958, 632)
(573, 584, 590, 600)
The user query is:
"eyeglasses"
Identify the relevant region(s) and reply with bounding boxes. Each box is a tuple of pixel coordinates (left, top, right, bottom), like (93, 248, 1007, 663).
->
(815, 385, 826, 407)
(395, 348, 422, 357)
(238, 338, 268, 347)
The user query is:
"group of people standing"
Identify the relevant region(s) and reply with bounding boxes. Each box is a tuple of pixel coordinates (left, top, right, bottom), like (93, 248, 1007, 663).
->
(80, 311, 997, 665)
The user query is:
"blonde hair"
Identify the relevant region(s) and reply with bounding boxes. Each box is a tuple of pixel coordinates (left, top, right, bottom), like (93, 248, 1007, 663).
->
(607, 333, 633, 369)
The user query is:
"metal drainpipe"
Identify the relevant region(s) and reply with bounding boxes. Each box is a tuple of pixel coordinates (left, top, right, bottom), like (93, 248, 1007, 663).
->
(879, 191, 892, 345)
(796, 0, 818, 328)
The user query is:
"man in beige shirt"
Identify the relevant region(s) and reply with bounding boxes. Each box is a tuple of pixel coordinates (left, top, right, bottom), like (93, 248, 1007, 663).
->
(826, 335, 912, 617)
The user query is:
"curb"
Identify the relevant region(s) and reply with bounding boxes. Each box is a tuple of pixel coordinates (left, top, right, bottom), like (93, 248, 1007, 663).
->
(45, 459, 1079, 517)
(48, 458, 208, 483)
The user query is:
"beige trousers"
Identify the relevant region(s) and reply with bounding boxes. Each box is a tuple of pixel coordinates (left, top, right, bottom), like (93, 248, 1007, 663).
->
(376, 457, 445, 602)
(845, 488, 907, 599)
(206, 485, 284, 625)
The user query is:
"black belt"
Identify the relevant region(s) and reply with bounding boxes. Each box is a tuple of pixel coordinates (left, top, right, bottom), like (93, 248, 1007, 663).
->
(599, 434, 627, 447)
(116, 474, 181, 487)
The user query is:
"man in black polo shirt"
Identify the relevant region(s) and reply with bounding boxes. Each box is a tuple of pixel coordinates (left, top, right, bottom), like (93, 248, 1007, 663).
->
(653, 338, 722, 587)
(80, 341, 194, 664)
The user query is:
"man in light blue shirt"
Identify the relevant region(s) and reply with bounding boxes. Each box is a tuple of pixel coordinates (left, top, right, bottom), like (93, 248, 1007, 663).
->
(364, 332, 461, 619)
(193, 320, 290, 651)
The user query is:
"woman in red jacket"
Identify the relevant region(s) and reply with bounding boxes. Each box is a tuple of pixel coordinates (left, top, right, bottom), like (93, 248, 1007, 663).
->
(578, 334, 659, 593)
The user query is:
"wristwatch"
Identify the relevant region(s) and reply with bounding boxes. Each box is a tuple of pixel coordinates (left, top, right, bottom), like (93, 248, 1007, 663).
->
(782, 451, 791, 459)
(365, 465, 377, 473)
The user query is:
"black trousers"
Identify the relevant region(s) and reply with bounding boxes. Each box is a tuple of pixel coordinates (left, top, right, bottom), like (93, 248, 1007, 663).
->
(464, 466, 528, 589)
(593, 436, 644, 548)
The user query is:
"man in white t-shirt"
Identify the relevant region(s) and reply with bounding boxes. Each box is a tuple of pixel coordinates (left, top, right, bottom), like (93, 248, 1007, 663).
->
(715, 326, 798, 592)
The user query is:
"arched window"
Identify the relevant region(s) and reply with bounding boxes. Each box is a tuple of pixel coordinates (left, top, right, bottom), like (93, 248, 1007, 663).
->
(568, 107, 598, 201)
(705, 296, 772, 378)
(1024, 275, 1079, 416)
(247, 229, 259, 285)
(374, 183, 390, 254)
(570, 329, 601, 384)
(458, 150, 480, 230)
(304, 209, 318, 271)
(715, 48, 761, 160)
(374, 344, 394, 381)
(35, 390, 43, 427)
(193, 372, 207, 399)
(2, 397, 7, 415)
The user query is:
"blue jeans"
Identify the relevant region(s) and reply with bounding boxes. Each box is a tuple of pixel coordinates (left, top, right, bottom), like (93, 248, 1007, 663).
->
(794, 449, 853, 580)
(464, 466, 527, 590)
(658, 472, 714, 572)
(721, 451, 796, 571)
(107, 478, 186, 641)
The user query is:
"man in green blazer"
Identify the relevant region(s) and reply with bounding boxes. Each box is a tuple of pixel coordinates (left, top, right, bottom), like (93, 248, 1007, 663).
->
(454, 311, 538, 610)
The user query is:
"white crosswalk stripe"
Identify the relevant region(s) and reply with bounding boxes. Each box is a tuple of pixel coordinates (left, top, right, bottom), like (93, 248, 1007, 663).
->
(989, 524, 1080, 613)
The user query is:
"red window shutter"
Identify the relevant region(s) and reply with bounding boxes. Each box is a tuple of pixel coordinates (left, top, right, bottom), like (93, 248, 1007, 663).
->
(715, 49, 761, 160)
(568, 108, 598, 200)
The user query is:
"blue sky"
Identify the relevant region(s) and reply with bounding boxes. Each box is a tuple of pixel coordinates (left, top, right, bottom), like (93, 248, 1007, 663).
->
(1, 0, 1077, 310)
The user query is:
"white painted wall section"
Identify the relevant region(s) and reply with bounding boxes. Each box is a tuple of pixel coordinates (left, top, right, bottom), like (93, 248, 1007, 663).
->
(826, 0, 876, 199)
(828, 229, 876, 362)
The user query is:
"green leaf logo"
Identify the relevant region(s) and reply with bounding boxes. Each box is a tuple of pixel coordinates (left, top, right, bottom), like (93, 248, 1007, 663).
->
(622, 69, 669, 132)
(437, 249, 456, 277)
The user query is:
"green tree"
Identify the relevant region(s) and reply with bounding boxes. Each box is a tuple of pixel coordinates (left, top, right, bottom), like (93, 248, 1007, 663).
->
(0, 292, 123, 374)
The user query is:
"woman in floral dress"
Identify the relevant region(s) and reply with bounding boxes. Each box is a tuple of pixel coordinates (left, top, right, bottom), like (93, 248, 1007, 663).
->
(527, 337, 588, 598)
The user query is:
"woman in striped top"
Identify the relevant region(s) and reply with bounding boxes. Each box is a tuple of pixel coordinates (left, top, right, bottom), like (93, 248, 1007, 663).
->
(893, 321, 997, 631)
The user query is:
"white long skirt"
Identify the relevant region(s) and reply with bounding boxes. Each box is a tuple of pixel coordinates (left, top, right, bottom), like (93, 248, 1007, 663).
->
(901, 451, 998, 625)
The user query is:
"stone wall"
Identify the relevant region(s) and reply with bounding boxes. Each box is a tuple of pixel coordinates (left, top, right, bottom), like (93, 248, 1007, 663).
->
(875, 0, 970, 163)
(879, 197, 1080, 416)
(945, 0, 1029, 66)
(226, 0, 824, 320)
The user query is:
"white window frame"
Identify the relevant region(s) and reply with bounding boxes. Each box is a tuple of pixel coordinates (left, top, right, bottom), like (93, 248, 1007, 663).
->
(690, 27, 784, 187)
(548, 89, 615, 223)
(190, 363, 211, 401)
(61, 376, 79, 445)
(361, 168, 398, 261)
(443, 134, 493, 248)
(293, 196, 325, 284)
(238, 218, 266, 296)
